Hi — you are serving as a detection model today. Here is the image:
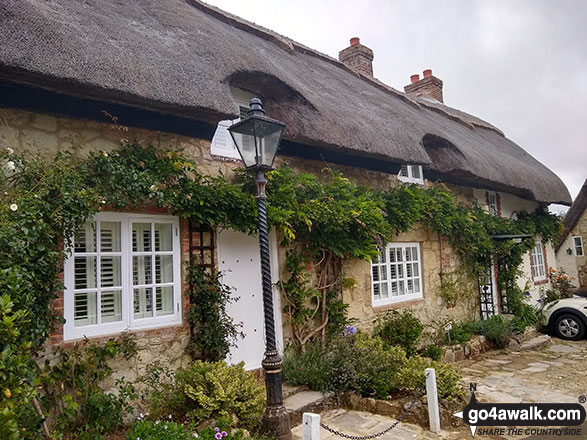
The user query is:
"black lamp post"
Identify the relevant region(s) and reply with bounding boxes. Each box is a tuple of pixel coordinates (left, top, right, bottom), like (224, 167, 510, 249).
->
(228, 98, 291, 440)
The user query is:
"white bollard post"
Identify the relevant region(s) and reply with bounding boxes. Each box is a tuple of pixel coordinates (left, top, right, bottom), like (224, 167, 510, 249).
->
(425, 367, 441, 433)
(302, 412, 321, 440)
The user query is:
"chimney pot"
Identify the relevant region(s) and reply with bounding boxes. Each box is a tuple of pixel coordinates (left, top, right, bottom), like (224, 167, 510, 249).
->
(350, 37, 360, 46)
(423, 69, 433, 78)
(410, 74, 420, 84)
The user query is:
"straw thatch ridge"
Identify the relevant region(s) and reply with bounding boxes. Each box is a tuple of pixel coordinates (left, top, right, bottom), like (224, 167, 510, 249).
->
(556, 180, 587, 251)
(0, 0, 571, 204)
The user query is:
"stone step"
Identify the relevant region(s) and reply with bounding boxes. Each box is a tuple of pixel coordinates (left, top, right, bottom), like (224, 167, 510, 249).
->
(282, 383, 307, 399)
(519, 335, 552, 351)
(284, 390, 333, 427)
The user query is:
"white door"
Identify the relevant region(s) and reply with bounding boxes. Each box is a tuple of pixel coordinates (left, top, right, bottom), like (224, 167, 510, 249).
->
(217, 229, 283, 370)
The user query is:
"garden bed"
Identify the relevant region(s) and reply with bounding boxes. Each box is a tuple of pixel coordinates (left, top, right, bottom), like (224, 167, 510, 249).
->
(442, 334, 492, 362)
(340, 391, 465, 429)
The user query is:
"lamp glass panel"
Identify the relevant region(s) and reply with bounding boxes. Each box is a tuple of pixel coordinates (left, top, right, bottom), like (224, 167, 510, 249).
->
(252, 119, 283, 167)
(229, 120, 257, 168)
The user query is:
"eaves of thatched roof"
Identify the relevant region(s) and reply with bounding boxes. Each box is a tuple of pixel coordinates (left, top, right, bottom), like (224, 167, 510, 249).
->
(556, 180, 587, 251)
(0, 0, 571, 205)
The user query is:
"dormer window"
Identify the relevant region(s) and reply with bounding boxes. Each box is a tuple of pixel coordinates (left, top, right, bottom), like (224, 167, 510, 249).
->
(397, 165, 424, 185)
(211, 88, 257, 159)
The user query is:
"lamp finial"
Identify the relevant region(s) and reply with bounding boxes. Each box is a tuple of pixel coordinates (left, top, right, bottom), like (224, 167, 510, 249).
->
(248, 98, 265, 116)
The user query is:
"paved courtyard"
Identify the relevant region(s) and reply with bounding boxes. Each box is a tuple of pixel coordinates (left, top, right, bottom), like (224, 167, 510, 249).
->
(291, 337, 587, 440)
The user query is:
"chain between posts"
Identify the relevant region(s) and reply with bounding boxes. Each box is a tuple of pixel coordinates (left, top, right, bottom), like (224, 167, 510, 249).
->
(319, 372, 430, 440)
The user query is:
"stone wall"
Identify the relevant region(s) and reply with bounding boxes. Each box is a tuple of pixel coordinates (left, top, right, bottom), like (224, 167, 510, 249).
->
(0, 108, 211, 378)
(273, 157, 480, 339)
(1, 106, 551, 361)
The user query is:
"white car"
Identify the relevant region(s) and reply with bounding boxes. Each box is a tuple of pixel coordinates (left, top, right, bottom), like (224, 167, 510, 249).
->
(542, 295, 587, 340)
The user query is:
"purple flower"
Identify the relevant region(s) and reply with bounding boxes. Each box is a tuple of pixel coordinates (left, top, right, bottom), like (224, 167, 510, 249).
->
(215, 433, 223, 440)
(524, 291, 531, 297)
(342, 325, 356, 336)
(215, 428, 220, 433)
(221, 432, 228, 437)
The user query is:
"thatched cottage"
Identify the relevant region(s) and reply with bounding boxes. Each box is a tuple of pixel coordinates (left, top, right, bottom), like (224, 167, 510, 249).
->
(556, 180, 587, 292)
(0, 0, 571, 371)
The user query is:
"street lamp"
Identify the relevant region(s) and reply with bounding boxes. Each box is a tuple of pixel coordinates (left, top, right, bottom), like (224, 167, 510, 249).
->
(228, 98, 290, 440)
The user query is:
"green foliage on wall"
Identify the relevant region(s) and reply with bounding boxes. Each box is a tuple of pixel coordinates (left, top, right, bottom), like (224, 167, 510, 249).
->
(40, 334, 139, 439)
(0, 140, 562, 436)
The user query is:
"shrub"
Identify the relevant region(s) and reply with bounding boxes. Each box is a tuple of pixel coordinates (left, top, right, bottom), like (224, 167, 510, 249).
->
(374, 310, 423, 357)
(40, 334, 138, 439)
(0, 293, 41, 440)
(283, 333, 408, 399)
(149, 361, 265, 430)
(472, 316, 513, 348)
(540, 267, 574, 306)
(423, 345, 443, 361)
(353, 334, 408, 398)
(128, 420, 195, 440)
(395, 355, 464, 401)
(445, 322, 474, 345)
(548, 267, 574, 299)
(282, 342, 331, 392)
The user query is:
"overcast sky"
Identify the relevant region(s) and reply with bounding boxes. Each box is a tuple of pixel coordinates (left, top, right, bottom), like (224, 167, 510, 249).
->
(206, 0, 586, 210)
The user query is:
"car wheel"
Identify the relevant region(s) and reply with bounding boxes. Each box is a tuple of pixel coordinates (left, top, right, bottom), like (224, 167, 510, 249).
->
(554, 314, 585, 341)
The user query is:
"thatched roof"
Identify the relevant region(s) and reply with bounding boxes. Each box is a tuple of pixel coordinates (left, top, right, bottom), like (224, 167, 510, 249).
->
(557, 179, 587, 251)
(0, 0, 571, 205)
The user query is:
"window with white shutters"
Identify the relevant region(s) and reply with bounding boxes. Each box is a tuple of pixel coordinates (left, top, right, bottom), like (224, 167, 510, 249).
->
(64, 213, 181, 340)
(210, 120, 242, 159)
(211, 88, 257, 159)
(397, 165, 424, 185)
(371, 242, 423, 306)
(530, 243, 547, 281)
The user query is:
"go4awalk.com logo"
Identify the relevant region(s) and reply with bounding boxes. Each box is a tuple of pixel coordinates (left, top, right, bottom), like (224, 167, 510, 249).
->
(453, 384, 586, 437)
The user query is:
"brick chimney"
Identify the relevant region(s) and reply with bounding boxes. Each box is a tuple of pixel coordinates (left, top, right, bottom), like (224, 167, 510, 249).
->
(338, 37, 374, 76)
(404, 69, 444, 102)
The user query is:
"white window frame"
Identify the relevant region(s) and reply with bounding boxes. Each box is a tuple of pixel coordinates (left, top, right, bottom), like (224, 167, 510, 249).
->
(486, 191, 499, 216)
(210, 88, 256, 159)
(397, 165, 424, 185)
(64, 212, 182, 341)
(371, 242, 424, 307)
(530, 243, 547, 282)
(573, 236, 584, 256)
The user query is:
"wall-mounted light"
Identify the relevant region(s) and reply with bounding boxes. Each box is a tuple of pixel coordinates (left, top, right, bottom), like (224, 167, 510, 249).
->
(567, 248, 573, 255)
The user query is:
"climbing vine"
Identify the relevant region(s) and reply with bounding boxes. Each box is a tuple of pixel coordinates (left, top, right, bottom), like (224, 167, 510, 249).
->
(186, 263, 243, 362)
(0, 141, 562, 435)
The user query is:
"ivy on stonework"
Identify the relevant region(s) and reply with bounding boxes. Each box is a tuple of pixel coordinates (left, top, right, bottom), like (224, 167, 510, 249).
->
(0, 141, 562, 426)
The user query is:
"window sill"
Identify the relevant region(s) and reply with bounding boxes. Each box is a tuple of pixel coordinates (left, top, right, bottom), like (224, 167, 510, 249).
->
(372, 298, 425, 313)
(397, 177, 424, 185)
(60, 321, 188, 346)
(533, 279, 548, 286)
